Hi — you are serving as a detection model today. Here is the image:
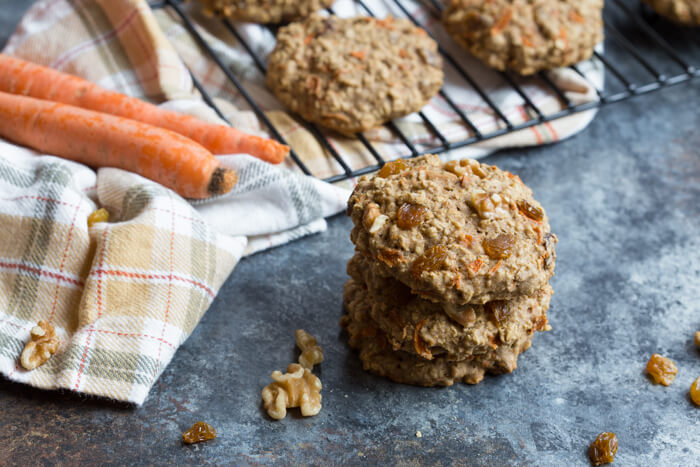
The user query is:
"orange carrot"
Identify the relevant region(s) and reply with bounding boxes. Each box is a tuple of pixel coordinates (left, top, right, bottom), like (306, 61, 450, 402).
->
(0, 54, 288, 164)
(0, 91, 236, 199)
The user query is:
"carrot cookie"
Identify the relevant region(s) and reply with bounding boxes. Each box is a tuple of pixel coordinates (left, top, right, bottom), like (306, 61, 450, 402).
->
(198, 0, 334, 23)
(347, 155, 557, 306)
(266, 15, 443, 134)
(341, 279, 539, 386)
(346, 254, 552, 362)
(642, 0, 700, 25)
(441, 0, 604, 74)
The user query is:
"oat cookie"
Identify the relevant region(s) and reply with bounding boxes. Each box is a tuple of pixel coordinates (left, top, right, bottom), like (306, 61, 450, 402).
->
(347, 155, 557, 305)
(441, 0, 604, 75)
(198, 0, 333, 24)
(265, 15, 443, 134)
(341, 279, 536, 386)
(643, 0, 700, 25)
(347, 254, 552, 361)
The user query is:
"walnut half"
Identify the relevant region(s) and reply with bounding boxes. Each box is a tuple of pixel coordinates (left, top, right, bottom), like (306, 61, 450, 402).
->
(261, 363, 322, 420)
(20, 320, 59, 370)
(295, 329, 323, 369)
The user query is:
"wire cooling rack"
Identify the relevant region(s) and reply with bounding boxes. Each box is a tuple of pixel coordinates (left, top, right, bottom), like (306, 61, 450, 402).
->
(149, 0, 699, 182)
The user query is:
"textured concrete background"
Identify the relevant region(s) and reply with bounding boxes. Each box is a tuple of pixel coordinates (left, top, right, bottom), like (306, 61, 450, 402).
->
(1, 1, 699, 465)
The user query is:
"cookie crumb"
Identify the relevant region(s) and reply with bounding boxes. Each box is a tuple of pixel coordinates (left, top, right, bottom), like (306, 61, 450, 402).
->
(416, 430, 422, 438)
(694, 331, 700, 348)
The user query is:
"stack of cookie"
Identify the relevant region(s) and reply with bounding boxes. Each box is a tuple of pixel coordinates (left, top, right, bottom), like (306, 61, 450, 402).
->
(342, 155, 557, 386)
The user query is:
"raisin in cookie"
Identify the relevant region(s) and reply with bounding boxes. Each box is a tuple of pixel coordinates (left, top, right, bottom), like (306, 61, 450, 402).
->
(347, 155, 557, 306)
(341, 279, 537, 386)
(347, 254, 552, 361)
(442, 0, 604, 75)
(642, 0, 700, 25)
(198, 0, 333, 24)
(266, 15, 443, 134)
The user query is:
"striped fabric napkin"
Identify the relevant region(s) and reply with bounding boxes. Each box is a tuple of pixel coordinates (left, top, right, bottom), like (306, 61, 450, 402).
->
(0, 0, 602, 404)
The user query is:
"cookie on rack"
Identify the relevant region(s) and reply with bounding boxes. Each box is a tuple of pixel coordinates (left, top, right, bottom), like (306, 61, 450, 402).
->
(642, 0, 700, 25)
(265, 14, 443, 135)
(198, 0, 334, 24)
(347, 155, 557, 306)
(346, 253, 552, 361)
(441, 0, 604, 75)
(341, 278, 539, 386)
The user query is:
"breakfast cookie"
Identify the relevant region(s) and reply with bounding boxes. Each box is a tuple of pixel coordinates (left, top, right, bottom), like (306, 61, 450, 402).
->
(265, 15, 443, 134)
(441, 0, 604, 74)
(341, 279, 535, 386)
(642, 0, 700, 25)
(198, 0, 334, 24)
(346, 254, 552, 361)
(347, 155, 557, 305)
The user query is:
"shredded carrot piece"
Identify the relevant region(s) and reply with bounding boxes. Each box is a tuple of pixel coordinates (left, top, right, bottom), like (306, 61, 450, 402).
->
(534, 226, 543, 245)
(375, 17, 395, 29)
(558, 27, 569, 49)
(398, 49, 408, 59)
(488, 260, 503, 275)
(350, 50, 366, 60)
(461, 234, 473, 247)
(522, 34, 534, 48)
(413, 319, 433, 360)
(490, 9, 513, 36)
(467, 259, 483, 276)
(304, 34, 314, 45)
(569, 11, 585, 23)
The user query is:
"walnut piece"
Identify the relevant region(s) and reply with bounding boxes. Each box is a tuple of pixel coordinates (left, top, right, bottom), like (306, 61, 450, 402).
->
(296, 329, 323, 369)
(20, 320, 59, 370)
(470, 191, 509, 219)
(695, 331, 700, 348)
(261, 363, 322, 420)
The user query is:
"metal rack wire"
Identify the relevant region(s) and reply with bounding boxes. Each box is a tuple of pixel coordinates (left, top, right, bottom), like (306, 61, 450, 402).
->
(149, 0, 699, 182)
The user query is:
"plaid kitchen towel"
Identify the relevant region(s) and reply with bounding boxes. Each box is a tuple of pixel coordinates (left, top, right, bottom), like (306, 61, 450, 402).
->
(0, 0, 603, 404)
(0, 0, 349, 404)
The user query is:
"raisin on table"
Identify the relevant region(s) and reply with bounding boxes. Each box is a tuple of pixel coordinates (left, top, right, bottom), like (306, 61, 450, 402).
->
(589, 432, 618, 465)
(182, 421, 216, 445)
(646, 353, 677, 386)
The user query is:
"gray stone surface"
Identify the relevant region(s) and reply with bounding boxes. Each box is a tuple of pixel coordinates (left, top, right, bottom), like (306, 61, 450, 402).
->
(1, 1, 699, 465)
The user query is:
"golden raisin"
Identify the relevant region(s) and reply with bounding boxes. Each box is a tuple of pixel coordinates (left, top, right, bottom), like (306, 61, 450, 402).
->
(690, 377, 700, 406)
(378, 159, 408, 178)
(87, 208, 109, 227)
(482, 234, 515, 259)
(646, 353, 678, 386)
(397, 203, 427, 229)
(517, 200, 544, 222)
(589, 432, 618, 465)
(486, 301, 510, 326)
(411, 245, 448, 279)
(182, 421, 216, 445)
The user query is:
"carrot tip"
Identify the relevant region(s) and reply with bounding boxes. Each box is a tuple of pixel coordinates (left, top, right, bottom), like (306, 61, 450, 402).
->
(208, 167, 237, 196)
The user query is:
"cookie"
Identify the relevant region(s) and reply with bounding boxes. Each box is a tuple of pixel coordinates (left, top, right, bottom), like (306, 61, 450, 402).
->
(347, 155, 557, 306)
(265, 15, 443, 134)
(347, 254, 552, 361)
(441, 0, 604, 75)
(642, 0, 700, 25)
(198, 0, 333, 24)
(341, 279, 536, 386)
